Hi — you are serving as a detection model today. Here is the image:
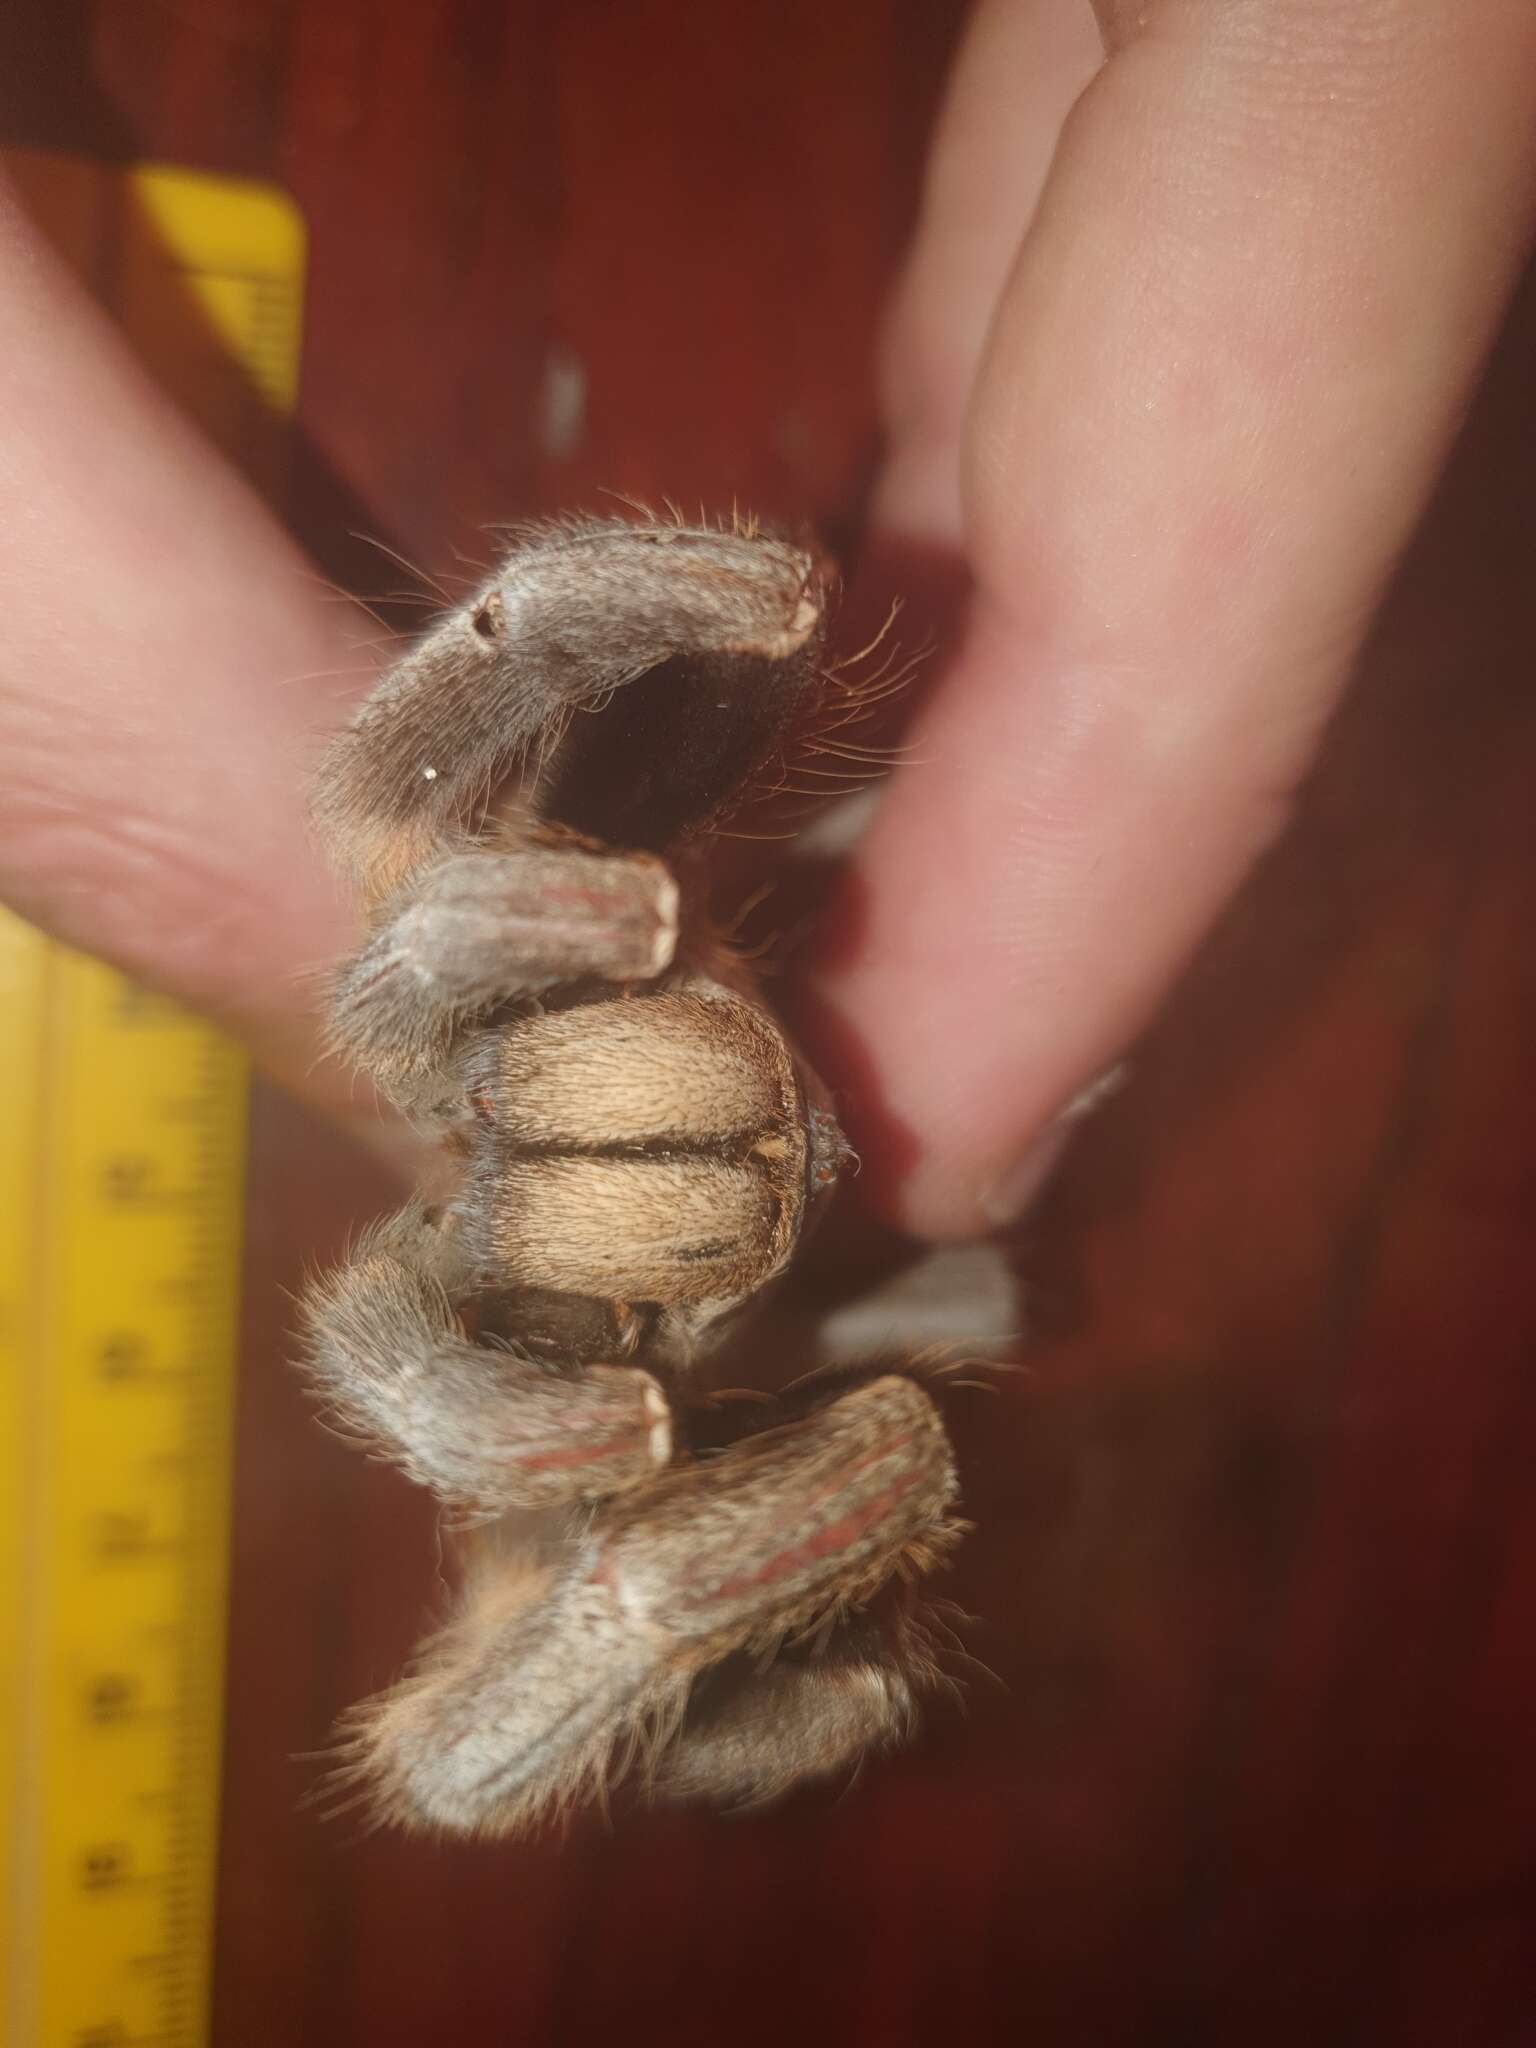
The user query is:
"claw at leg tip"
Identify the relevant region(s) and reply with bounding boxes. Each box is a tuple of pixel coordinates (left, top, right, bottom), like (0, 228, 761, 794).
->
(642, 1379, 673, 1465)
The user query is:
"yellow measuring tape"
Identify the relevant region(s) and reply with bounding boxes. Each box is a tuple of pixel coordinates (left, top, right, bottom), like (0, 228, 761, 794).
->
(1, 154, 304, 2048)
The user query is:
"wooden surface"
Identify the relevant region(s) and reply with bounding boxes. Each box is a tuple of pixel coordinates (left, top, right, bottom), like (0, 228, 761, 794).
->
(6, 5, 1536, 2043)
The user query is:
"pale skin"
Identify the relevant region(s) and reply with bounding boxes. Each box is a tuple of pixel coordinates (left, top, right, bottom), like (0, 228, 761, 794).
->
(2, 0, 1535, 1239)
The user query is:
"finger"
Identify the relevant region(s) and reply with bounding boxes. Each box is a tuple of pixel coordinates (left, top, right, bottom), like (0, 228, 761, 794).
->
(811, 0, 1536, 1238)
(876, 0, 1105, 546)
(0, 182, 386, 1141)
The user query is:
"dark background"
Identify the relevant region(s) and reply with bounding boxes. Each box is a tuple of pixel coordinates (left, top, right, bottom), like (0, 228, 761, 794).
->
(5, 4, 1536, 2043)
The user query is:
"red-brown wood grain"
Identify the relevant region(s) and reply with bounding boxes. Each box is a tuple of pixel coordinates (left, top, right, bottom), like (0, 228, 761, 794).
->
(4, 5, 1535, 2043)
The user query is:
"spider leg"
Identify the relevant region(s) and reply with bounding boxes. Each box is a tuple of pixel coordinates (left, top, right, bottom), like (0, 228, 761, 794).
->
(658, 1617, 925, 1809)
(346, 1374, 957, 1836)
(299, 1200, 671, 1513)
(329, 845, 678, 1090)
(312, 519, 828, 894)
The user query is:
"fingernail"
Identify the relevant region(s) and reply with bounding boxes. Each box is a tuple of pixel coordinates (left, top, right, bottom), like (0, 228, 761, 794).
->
(978, 1126, 1069, 1230)
(1059, 1062, 1128, 1125)
(976, 1064, 1130, 1230)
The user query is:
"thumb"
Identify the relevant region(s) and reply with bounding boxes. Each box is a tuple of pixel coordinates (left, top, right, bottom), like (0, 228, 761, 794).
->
(0, 182, 381, 1134)
(810, 0, 1536, 1239)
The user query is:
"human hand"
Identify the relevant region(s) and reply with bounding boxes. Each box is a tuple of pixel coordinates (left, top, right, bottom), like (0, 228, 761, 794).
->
(805, 0, 1536, 1239)
(3, 0, 1534, 1235)
(0, 180, 381, 1139)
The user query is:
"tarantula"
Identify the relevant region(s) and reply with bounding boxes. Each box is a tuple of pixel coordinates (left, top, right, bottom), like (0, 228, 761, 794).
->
(300, 516, 962, 1836)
